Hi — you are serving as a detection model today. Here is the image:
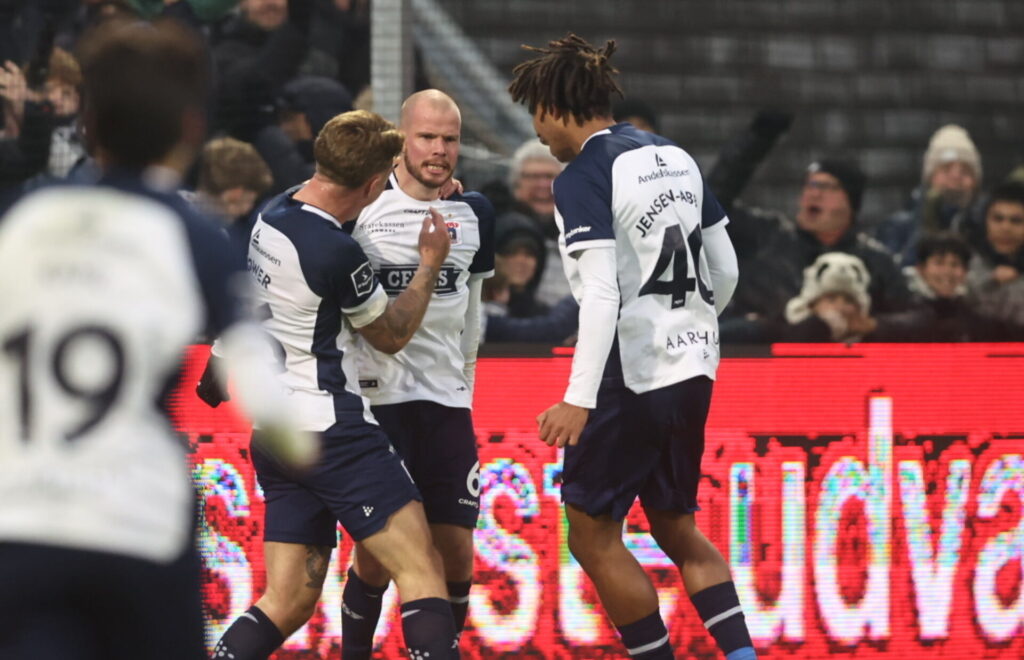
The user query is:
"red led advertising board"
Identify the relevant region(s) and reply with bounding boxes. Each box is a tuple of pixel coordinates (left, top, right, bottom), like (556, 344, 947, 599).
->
(173, 344, 1024, 658)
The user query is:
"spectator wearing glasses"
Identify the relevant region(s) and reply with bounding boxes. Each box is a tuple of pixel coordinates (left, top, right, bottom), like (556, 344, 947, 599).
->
(724, 158, 910, 341)
(495, 138, 570, 308)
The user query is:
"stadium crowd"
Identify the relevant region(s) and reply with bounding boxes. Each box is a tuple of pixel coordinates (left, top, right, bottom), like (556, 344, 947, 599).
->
(1, 0, 1023, 345)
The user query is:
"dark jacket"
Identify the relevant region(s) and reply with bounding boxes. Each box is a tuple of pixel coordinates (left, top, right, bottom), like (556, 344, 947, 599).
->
(873, 186, 980, 266)
(728, 205, 911, 322)
(0, 100, 55, 189)
(485, 294, 579, 343)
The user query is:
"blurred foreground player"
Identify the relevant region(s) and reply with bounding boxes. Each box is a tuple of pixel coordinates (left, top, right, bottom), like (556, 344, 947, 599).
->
(341, 90, 494, 658)
(0, 19, 315, 660)
(510, 34, 756, 659)
(213, 110, 461, 659)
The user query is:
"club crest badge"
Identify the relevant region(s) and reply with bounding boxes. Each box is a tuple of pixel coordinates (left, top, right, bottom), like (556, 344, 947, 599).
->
(446, 220, 462, 245)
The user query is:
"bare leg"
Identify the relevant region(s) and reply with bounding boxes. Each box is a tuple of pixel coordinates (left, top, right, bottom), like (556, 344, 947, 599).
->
(643, 507, 732, 594)
(429, 523, 475, 583)
(358, 501, 447, 601)
(565, 504, 659, 626)
(255, 541, 333, 636)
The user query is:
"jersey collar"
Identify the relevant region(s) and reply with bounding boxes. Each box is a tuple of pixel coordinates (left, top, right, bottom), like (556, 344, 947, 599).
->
(580, 126, 614, 152)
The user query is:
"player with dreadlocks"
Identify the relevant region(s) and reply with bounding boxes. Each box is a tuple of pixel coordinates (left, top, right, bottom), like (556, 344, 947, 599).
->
(510, 34, 756, 659)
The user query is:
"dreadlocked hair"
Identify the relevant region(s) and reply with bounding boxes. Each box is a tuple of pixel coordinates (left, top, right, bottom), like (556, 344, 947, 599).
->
(508, 33, 624, 126)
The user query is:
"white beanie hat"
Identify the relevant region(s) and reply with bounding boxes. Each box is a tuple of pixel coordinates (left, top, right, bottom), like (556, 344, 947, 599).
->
(922, 124, 982, 185)
(785, 252, 872, 324)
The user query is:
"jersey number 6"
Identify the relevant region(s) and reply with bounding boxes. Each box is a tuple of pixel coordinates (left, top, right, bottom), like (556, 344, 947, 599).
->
(638, 224, 715, 309)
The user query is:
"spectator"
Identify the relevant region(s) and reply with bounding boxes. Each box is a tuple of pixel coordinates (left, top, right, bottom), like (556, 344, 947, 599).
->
(496, 138, 570, 307)
(256, 74, 352, 188)
(126, 0, 239, 24)
(213, 0, 311, 86)
(0, 60, 54, 189)
(191, 136, 273, 258)
(869, 232, 1022, 341)
(213, 0, 312, 145)
(783, 252, 873, 342)
(874, 124, 983, 265)
(483, 215, 548, 320)
(725, 158, 911, 341)
(966, 181, 1024, 327)
(301, 0, 371, 99)
(41, 47, 84, 177)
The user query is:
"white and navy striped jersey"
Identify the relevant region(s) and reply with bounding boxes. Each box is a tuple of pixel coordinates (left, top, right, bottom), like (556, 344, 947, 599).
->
(351, 174, 495, 409)
(554, 123, 728, 393)
(0, 172, 243, 562)
(247, 189, 388, 432)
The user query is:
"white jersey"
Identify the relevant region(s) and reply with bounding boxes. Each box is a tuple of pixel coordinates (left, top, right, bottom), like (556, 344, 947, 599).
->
(351, 175, 495, 408)
(248, 189, 388, 432)
(0, 175, 243, 562)
(553, 123, 728, 393)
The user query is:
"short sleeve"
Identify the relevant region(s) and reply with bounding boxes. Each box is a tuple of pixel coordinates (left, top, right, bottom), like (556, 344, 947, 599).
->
(466, 193, 496, 278)
(701, 178, 728, 229)
(329, 237, 388, 327)
(553, 166, 615, 255)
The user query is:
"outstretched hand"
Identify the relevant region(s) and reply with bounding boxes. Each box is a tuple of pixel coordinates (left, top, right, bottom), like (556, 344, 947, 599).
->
(537, 401, 589, 447)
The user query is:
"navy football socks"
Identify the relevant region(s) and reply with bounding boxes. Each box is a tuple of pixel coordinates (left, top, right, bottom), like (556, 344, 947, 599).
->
(341, 567, 387, 659)
(690, 581, 757, 659)
(446, 579, 472, 637)
(616, 610, 674, 658)
(212, 605, 284, 660)
(400, 597, 459, 659)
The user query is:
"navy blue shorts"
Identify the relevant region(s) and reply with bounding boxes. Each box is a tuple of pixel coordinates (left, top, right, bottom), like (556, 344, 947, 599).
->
(252, 422, 421, 546)
(371, 401, 480, 529)
(562, 375, 713, 521)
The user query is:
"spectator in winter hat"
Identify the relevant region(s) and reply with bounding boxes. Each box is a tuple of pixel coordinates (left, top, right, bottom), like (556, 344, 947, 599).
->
(721, 157, 909, 343)
(784, 252, 872, 341)
(875, 123, 984, 265)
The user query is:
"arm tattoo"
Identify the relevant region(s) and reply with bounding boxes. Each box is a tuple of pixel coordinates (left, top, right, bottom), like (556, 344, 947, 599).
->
(305, 544, 332, 588)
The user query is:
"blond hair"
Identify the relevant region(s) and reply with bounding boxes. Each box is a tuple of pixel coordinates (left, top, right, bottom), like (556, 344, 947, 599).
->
(314, 110, 404, 188)
(198, 137, 273, 196)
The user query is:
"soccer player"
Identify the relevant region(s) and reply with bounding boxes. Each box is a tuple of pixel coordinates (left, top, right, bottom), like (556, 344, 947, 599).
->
(0, 19, 314, 660)
(213, 109, 461, 660)
(509, 35, 756, 660)
(339, 89, 494, 658)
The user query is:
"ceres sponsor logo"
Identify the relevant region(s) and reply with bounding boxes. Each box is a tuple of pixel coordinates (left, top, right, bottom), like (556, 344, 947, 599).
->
(378, 264, 460, 295)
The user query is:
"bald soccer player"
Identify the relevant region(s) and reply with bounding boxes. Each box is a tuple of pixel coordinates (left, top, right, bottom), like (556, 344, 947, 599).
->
(339, 90, 494, 659)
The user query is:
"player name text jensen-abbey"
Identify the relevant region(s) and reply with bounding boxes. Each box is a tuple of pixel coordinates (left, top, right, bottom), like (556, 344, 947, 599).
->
(635, 188, 699, 238)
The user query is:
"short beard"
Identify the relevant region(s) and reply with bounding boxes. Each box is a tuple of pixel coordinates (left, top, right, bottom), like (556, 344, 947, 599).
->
(404, 151, 449, 191)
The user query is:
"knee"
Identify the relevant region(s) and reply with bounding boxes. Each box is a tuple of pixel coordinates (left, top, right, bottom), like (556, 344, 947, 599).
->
(263, 585, 321, 624)
(567, 526, 618, 569)
(648, 515, 698, 563)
